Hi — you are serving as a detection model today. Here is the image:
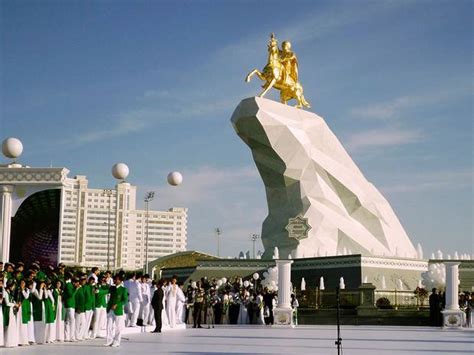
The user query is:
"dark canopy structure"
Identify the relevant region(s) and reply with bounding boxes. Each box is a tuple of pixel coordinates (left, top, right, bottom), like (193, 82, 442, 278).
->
(10, 189, 61, 266)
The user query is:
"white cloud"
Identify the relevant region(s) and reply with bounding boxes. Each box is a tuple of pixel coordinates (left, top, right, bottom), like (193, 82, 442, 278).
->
(381, 169, 473, 194)
(214, 0, 409, 65)
(139, 165, 267, 257)
(62, 96, 237, 147)
(141, 90, 170, 99)
(345, 127, 423, 152)
(147, 165, 260, 206)
(350, 96, 416, 120)
(350, 86, 471, 120)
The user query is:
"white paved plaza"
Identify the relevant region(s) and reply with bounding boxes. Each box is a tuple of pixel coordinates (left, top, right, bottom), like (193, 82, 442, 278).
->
(3, 325, 473, 355)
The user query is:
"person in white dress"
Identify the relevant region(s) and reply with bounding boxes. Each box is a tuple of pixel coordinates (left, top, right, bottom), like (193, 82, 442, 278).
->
(237, 289, 249, 324)
(4, 281, 19, 348)
(176, 283, 186, 324)
(256, 292, 265, 325)
(161, 280, 170, 328)
(54, 280, 65, 342)
(166, 277, 179, 328)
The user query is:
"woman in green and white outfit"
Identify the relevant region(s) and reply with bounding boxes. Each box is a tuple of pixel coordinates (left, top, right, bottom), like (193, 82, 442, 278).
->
(27, 281, 36, 344)
(54, 280, 65, 342)
(3, 280, 19, 347)
(0, 279, 4, 347)
(16, 279, 31, 345)
(44, 280, 56, 343)
(31, 281, 47, 344)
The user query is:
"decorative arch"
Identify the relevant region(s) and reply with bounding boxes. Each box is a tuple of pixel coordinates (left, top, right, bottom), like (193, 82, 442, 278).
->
(10, 189, 61, 266)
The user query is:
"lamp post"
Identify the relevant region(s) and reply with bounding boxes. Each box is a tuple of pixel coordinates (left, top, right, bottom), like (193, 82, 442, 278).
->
(102, 189, 113, 271)
(144, 191, 155, 274)
(250, 233, 260, 259)
(215, 227, 222, 257)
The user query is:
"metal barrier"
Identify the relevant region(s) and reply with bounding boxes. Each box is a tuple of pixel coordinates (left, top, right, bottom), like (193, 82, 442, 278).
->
(295, 287, 420, 309)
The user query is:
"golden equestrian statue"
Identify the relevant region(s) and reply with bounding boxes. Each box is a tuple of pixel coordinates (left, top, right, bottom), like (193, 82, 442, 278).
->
(245, 33, 310, 109)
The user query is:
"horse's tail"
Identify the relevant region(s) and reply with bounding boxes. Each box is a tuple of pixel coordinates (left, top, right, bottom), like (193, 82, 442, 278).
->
(295, 83, 311, 108)
(301, 95, 311, 108)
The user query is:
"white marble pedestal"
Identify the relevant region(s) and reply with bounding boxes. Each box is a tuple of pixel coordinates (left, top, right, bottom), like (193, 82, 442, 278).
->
(273, 259, 295, 327)
(273, 307, 294, 327)
(441, 309, 465, 328)
(441, 262, 464, 328)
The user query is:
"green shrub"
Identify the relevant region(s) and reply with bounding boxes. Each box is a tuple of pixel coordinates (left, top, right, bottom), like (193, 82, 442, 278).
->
(376, 297, 393, 309)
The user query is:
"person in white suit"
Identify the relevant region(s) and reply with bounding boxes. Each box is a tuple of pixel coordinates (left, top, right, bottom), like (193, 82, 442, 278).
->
(176, 283, 186, 324)
(148, 280, 157, 327)
(139, 275, 151, 325)
(124, 274, 142, 327)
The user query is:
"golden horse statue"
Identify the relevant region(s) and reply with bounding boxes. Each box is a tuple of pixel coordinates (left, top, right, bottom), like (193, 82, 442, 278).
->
(245, 33, 310, 109)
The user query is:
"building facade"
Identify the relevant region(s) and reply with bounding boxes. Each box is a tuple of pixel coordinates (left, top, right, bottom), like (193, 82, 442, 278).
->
(0, 164, 187, 270)
(61, 175, 187, 270)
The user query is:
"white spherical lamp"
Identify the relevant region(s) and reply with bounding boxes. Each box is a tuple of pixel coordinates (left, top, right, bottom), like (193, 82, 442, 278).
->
(253, 272, 259, 280)
(2, 137, 23, 159)
(167, 171, 183, 186)
(112, 163, 129, 180)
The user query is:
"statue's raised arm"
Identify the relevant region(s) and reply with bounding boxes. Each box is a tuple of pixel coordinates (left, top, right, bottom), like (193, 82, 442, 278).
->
(245, 33, 310, 109)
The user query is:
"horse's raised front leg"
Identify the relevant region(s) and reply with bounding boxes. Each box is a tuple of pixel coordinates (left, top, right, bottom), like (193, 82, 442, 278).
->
(245, 70, 256, 82)
(246, 69, 266, 82)
(259, 78, 276, 98)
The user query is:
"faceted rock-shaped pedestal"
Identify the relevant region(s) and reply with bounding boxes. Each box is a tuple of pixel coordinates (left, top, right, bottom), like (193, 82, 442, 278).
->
(231, 97, 417, 259)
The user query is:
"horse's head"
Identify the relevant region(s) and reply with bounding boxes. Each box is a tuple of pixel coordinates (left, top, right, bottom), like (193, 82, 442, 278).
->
(267, 33, 278, 51)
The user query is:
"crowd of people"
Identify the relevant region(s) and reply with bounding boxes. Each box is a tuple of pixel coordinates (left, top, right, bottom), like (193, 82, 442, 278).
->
(182, 276, 298, 327)
(429, 287, 473, 327)
(0, 261, 299, 349)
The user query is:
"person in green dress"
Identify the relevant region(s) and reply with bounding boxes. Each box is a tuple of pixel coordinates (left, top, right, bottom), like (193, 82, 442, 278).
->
(105, 274, 129, 347)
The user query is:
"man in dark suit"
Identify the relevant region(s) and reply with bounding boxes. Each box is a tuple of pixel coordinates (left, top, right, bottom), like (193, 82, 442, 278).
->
(151, 279, 165, 333)
(429, 287, 441, 326)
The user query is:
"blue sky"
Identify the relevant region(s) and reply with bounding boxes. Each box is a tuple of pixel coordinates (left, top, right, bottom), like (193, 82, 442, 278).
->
(1, 0, 472, 258)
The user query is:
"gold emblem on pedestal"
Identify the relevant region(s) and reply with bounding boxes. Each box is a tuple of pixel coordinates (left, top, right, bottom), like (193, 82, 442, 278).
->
(246, 33, 311, 109)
